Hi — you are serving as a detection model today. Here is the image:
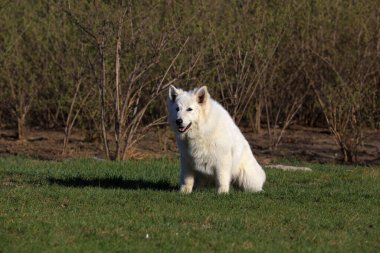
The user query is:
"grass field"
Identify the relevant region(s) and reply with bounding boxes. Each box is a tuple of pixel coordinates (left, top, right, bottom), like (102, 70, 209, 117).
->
(0, 156, 379, 252)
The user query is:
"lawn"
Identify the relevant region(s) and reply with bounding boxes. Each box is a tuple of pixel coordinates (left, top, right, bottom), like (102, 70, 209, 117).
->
(0, 156, 379, 252)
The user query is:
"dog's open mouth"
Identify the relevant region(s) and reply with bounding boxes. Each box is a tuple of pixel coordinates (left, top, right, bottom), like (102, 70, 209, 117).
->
(178, 122, 192, 133)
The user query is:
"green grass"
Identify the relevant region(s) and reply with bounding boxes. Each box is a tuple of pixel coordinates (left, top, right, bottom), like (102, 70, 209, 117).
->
(0, 156, 379, 252)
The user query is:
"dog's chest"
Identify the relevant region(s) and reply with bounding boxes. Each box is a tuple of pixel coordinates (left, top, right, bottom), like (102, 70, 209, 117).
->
(182, 138, 217, 175)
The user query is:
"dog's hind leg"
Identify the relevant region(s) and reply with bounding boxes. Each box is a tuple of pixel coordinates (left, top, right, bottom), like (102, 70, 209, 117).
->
(237, 156, 266, 192)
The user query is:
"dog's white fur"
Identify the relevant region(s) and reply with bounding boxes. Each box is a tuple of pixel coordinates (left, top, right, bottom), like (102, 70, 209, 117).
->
(168, 85, 266, 193)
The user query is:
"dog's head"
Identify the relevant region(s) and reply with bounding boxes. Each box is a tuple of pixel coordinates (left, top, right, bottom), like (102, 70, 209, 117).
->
(167, 85, 210, 135)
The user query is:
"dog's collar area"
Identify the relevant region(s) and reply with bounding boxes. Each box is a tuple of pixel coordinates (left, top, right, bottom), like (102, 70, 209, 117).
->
(178, 122, 192, 133)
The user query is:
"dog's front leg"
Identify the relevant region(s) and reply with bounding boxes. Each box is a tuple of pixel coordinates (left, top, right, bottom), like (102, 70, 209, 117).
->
(215, 158, 232, 194)
(179, 159, 194, 193)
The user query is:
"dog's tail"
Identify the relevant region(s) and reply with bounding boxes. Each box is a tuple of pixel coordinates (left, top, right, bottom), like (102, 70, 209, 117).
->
(236, 155, 266, 192)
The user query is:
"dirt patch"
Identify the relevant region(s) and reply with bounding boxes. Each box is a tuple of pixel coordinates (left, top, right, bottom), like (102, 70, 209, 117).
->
(0, 126, 379, 165)
(247, 126, 380, 165)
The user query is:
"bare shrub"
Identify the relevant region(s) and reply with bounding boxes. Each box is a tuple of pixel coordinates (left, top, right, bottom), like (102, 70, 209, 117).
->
(65, 2, 198, 159)
(303, 1, 380, 162)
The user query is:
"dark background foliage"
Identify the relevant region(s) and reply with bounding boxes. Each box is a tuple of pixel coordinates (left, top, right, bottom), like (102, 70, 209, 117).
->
(0, 0, 379, 161)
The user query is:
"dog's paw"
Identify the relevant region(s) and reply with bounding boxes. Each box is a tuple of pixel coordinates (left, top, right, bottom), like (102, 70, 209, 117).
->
(217, 185, 230, 194)
(180, 185, 193, 194)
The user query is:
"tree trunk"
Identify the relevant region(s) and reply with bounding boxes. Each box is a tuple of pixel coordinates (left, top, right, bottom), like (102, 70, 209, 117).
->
(254, 99, 262, 134)
(62, 79, 82, 155)
(62, 127, 70, 155)
(17, 113, 26, 142)
(99, 43, 110, 160)
(341, 144, 353, 163)
(114, 10, 126, 160)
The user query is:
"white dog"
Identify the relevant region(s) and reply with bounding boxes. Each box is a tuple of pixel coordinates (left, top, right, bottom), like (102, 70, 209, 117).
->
(168, 85, 266, 193)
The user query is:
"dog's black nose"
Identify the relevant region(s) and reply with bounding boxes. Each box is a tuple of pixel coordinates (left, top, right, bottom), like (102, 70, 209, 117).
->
(176, 119, 183, 126)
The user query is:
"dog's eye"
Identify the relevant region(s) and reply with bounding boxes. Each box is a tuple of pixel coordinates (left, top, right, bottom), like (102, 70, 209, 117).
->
(176, 107, 179, 112)
(186, 108, 193, 112)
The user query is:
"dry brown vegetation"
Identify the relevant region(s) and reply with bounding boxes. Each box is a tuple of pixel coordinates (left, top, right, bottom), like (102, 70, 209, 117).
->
(0, 1, 379, 163)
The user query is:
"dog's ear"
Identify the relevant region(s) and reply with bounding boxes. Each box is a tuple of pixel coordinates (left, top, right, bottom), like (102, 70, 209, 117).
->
(169, 85, 180, 102)
(196, 86, 209, 105)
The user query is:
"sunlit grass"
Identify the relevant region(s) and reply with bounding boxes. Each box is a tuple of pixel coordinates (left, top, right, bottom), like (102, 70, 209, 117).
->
(1, 156, 379, 252)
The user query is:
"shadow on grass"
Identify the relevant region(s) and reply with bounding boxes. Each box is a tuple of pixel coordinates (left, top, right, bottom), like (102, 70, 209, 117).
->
(48, 177, 177, 191)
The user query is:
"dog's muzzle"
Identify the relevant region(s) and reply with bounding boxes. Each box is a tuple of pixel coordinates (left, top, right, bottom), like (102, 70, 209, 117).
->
(178, 122, 192, 133)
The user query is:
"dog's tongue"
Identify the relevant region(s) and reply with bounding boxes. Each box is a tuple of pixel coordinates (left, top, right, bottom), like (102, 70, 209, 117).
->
(178, 123, 191, 133)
